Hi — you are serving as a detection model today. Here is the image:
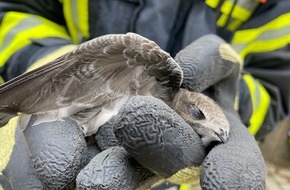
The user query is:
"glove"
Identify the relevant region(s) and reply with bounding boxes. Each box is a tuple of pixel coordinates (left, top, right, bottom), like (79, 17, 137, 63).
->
(77, 35, 266, 189)
(0, 116, 93, 189)
(0, 34, 265, 190)
(73, 35, 263, 189)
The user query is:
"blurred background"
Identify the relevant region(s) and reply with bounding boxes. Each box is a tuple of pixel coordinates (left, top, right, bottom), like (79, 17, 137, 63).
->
(260, 118, 290, 190)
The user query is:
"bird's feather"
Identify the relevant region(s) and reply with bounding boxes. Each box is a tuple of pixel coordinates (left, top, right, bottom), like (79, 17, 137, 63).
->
(0, 33, 183, 134)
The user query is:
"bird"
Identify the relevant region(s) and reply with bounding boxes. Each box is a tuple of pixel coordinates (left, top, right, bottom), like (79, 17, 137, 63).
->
(0, 32, 239, 147)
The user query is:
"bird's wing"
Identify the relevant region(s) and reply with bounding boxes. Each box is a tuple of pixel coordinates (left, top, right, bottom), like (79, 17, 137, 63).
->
(0, 33, 183, 127)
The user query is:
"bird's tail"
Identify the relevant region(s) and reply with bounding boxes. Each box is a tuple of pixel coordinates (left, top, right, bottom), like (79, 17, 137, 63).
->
(0, 107, 18, 127)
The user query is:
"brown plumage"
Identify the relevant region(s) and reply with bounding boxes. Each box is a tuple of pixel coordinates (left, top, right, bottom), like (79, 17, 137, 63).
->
(0, 33, 236, 146)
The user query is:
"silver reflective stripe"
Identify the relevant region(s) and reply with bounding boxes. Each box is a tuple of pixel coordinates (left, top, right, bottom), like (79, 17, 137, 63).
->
(70, 0, 82, 41)
(232, 24, 290, 53)
(0, 18, 41, 52)
(232, 43, 245, 53)
(63, 0, 89, 43)
(258, 24, 290, 41)
(225, 0, 259, 11)
(237, 0, 259, 11)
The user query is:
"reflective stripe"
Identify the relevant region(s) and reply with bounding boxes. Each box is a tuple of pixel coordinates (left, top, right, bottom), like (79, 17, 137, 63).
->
(232, 12, 290, 43)
(179, 184, 190, 190)
(0, 117, 18, 175)
(216, 0, 259, 31)
(26, 44, 77, 72)
(243, 74, 270, 135)
(0, 12, 71, 67)
(220, 0, 235, 15)
(233, 0, 259, 19)
(179, 183, 199, 190)
(232, 12, 290, 59)
(227, 3, 251, 22)
(205, 0, 220, 8)
(0, 76, 4, 85)
(0, 17, 41, 52)
(227, 18, 243, 31)
(63, 0, 89, 43)
(217, 14, 229, 27)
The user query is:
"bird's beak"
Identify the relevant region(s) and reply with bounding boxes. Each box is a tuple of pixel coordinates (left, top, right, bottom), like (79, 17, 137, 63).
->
(214, 130, 229, 143)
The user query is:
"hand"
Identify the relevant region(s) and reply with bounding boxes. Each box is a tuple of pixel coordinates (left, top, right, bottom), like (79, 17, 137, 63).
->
(77, 35, 266, 189)
(0, 34, 266, 190)
(0, 115, 99, 189)
(175, 35, 266, 189)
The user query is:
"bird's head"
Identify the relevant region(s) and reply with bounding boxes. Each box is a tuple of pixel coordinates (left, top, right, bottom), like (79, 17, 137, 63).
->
(171, 89, 230, 147)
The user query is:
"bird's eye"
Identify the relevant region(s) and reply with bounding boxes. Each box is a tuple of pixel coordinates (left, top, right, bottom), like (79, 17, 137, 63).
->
(189, 105, 205, 120)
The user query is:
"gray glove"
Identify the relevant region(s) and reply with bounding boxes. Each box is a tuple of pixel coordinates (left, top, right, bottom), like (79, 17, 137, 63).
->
(77, 35, 266, 189)
(0, 34, 265, 190)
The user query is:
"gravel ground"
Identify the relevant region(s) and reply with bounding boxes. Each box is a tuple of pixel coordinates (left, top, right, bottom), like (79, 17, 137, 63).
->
(260, 118, 290, 190)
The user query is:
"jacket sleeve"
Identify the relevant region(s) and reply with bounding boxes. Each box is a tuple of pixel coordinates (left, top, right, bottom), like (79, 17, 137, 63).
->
(231, 3, 290, 141)
(0, 0, 86, 81)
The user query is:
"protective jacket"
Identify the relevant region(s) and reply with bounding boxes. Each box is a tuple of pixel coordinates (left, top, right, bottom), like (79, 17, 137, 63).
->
(0, 0, 290, 189)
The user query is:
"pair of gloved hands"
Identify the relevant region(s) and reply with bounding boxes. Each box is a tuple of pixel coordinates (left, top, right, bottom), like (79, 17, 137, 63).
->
(0, 34, 265, 190)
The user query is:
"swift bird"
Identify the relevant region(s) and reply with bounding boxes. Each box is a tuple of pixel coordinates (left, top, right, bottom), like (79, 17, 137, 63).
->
(0, 33, 236, 146)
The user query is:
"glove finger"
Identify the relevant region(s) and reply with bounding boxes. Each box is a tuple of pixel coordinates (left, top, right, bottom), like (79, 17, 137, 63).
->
(22, 116, 88, 189)
(175, 34, 241, 93)
(76, 146, 157, 190)
(1, 118, 43, 190)
(0, 175, 13, 190)
(94, 122, 121, 151)
(113, 96, 206, 179)
(201, 110, 266, 189)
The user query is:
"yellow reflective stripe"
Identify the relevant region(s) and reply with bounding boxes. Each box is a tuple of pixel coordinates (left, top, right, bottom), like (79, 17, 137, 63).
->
(243, 74, 270, 135)
(77, 0, 89, 39)
(239, 34, 290, 59)
(217, 0, 233, 27)
(217, 0, 258, 30)
(220, 0, 235, 15)
(227, 19, 243, 31)
(63, 0, 77, 42)
(220, 0, 257, 20)
(205, 0, 220, 8)
(217, 14, 229, 27)
(63, 0, 89, 43)
(232, 12, 290, 44)
(179, 184, 190, 190)
(220, 2, 250, 27)
(0, 12, 71, 67)
(232, 12, 290, 59)
(232, 0, 259, 22)
(231, 5, 251, 22)
(179, 183, 199, 190)
(0, 117, 18, 175)
(26, 44, 77, 72)
(0, 76, 4, 85)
